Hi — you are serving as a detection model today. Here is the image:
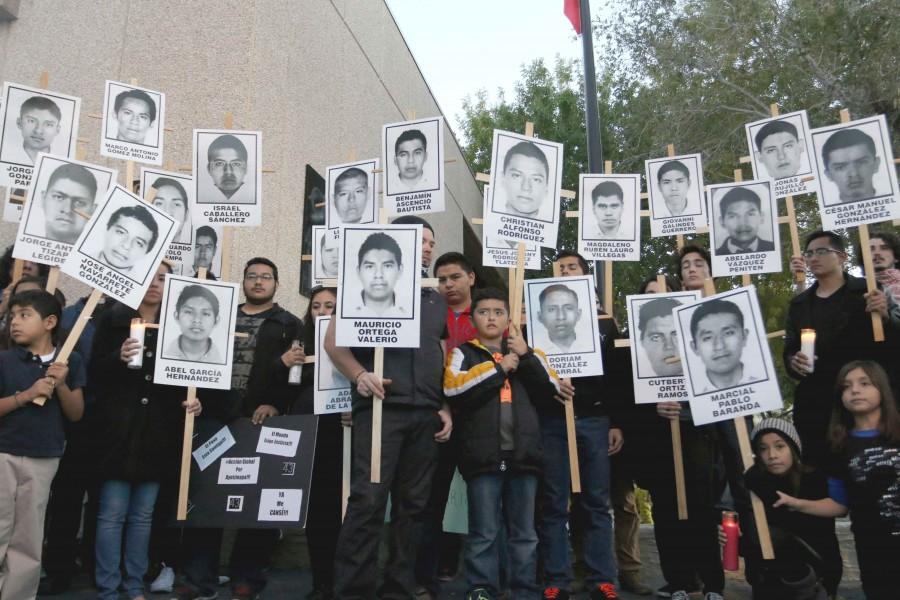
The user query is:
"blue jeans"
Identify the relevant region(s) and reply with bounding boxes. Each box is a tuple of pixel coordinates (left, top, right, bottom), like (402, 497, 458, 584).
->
(465, 470, 539, 599)
(95, 480, 160, 600)
(539, 414, 616, 587)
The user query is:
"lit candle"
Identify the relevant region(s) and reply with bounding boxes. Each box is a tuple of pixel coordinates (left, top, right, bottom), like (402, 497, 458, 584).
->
(722, 510, 739, 571)
(288, 340, 303, 385)
(128, 318, 145, 370)
(800, 328, 816, 373)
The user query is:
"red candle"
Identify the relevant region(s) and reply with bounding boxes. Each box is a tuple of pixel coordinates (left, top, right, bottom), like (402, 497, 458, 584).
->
(722, 510, 739, 571)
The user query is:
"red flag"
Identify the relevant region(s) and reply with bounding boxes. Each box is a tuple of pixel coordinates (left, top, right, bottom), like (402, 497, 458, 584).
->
(564, 0, 582, 34)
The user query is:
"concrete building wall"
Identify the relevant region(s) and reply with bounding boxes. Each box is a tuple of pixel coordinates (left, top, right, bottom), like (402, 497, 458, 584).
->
(0, 0, 484, 315)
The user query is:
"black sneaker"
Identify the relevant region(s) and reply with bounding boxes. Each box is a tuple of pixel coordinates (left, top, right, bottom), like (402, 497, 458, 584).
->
(37, 577, 71, 596)
(656, 584, 698, 598)
(169, 585, 219, 600)
(466, 588, 496, 600)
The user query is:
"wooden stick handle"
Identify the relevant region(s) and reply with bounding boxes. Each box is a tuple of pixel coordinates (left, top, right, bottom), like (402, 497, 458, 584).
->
(858, 224, 886, 342)
(603, 261, 613, 315)
(45, 266, 60, 294)
(784, 195, 806, 288)
(12, 259, 24, 282)
(564, 399, 581, 493)
(342, 425, 351, 520)
(735, 416, 774, 559)
(670, 419, 688, 520)
(371, 347, 384, 483)
(176, 391, 196, 520)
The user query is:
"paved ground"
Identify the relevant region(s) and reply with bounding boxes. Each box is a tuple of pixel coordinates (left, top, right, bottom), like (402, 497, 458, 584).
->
(46, 523, 863, 599)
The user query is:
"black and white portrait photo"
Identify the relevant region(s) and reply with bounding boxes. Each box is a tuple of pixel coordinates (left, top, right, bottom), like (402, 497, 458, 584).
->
(485, 129, 564, 248)
(313, 316, 352, 414)
(3, 187, 24, 224)
(645, 153, 706, 237)
(190, 224, 223, 279)
(810, 114, 900, 229)
(100, 81, 165, 165)
(335, 224, 422, 348)
(325, 159, 378, 230)
(745, 110, 817, 198)
(481, 184, 541, 270)
(626, 290, 702, 403)
(383, 116, 445, 215)
(709, 180, 782, 277)
(60, 184, 176, 309)
(0, 82, 81, 188)
(154, 274, 239, 390)
(193, 129, 262, 226)
(14, 154, 116, 267)
(578, 174, 640, 261)
(673, 286, 783, 425)
(311, 226, 340, 286)
(141, 168, 195, 274)
(524, 275, 603, 377)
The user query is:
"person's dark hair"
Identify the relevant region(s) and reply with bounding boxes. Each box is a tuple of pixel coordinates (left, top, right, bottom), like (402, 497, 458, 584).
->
(0, 246, 50, 289)
(656, 160, 690, 183)
(47, 163, 98, 200)
(591, 181, 624, 203)
(433, 252, 474, 276)
(391, 214, 434, 235)
(676, 245, 711, 276)
(804, 230, 845, 253)
(539, 283, 578, 308)
(303, 286, 338, 352)
(719, 186, 761, 214)
(9, 290, 63, 344)
(20, 96, 62, 121)
(7, 275, 65, 308)
(107, 205, 159, 252)
(195, 225, 218, 246)
(822, 128, 877, 169)
(151, 177, 187, 201)
(358, 232, 402, 267)
(175, 284, 220, 318)
(555, 250, 590, 275)
(334, 167, 367, 190)
(394, 129, 427, 154)
(113, 89, 157, 123)
(471, 287, 509, 313)
(207, 134, 248, 162)
(751, 429, 809, 493)
(503, 141, 549, 178)
(689, 298, 744, 340)
(829, 360, 900, 452)
(754, 119, 799, 151)
(243, 257, 278, 282)
(638, 275, 681, 294)
(637, 297, 683, 338)
(856, 229, 900, 270)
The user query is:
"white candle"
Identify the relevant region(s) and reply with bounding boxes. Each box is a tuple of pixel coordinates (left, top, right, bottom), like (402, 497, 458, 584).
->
(800, 329, 815, 373)
(128, 318, 146, 369)
(288, 340, 303, 385)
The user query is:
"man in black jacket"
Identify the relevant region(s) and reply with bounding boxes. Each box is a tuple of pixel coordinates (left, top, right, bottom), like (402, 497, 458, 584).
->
(172, 257, 304, 600)
(785, 230, 897, 467)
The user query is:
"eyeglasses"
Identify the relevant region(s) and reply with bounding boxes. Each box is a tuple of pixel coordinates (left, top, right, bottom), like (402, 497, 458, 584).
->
(210, 160, 246, 171)
(244, 273, 275, 282)
(802, 248, 844, 259)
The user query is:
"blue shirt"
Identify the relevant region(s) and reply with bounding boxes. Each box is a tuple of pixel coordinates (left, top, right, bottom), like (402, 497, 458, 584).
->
(0, 345, 87, 458)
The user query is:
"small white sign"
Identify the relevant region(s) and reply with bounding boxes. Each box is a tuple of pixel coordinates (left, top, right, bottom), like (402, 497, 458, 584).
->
(481, 185, 541, 270)
(226, 495, 244, 512)
(192, 425, 235, 471)
(382, 116, 446, 216)
(256, 426, 301, 458)
(577, 174, 641, 262)
(258, 489, 303, 522)
(217, 457, 260, 485)
(313, 316, 352, 414)
(645, 153, 707, 238)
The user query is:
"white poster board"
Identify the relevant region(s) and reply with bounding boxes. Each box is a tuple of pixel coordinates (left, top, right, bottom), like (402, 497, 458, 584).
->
(645, 153, 706, 237)
(481, 185, 541, 270)
(577, 174, 641, 261)
(524, 275, 603, 378)
(673, 285, 783, 425)
(141, 168, 195, 275)
(311, 225, 340, 286)
(325, 159, 378, 231)
(0, 82, 81, 188)
(13, 153, 116, 267)
(100, 80, 165, 165)
(809, 114, 900, 229)
(193, 129, 262, 226)
(708, 180, 782, 277)
(625, 290, 702, 404)
(382, 116, 445, 215)
(60, 185, 176, 309)
(484, 129, 563, 249)
(745, 109, 819, 199)
(313, 316, 352, 414)
(335, 224, 422, 348)
(154, 274, 240, 390)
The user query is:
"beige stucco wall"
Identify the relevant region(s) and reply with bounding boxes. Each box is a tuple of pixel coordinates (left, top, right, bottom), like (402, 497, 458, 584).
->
(0, 0, 483, 316)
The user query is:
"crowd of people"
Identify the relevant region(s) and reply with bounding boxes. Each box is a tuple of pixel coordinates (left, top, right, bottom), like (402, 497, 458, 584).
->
(0, 218, 897, 600)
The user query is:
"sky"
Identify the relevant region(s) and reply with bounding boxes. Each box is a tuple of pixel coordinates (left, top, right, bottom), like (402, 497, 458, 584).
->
(385, 0, 584, 136)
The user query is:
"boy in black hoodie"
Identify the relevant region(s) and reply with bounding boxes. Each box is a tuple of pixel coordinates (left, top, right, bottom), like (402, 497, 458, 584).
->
(444, 288, 563, 600)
